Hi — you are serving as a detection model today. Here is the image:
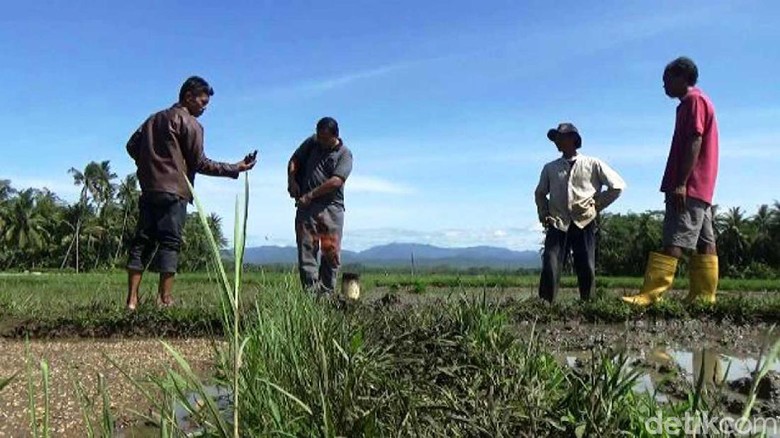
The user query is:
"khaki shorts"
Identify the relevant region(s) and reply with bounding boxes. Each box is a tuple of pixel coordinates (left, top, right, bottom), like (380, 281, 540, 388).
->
(662, 194, 716, 250)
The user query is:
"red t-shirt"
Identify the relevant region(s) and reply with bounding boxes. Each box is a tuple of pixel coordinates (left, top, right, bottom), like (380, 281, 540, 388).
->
(660, 87, 719, 204)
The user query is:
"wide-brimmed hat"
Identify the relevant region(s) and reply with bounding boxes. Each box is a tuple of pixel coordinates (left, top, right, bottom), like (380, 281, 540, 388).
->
(546, 122, 582, 148)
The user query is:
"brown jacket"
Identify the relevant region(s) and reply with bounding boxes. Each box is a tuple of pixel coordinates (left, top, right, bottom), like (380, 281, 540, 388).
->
(126, 104, 239, 201)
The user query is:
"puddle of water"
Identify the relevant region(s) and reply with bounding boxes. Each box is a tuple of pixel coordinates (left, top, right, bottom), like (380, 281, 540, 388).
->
(565, 348, 780, 437)
(563, 345, 780, 407)
(175, 385, 233, 435)
(642, 348, 780, 387)
(116, 385, 232, 438)
(565, 347, 780, 385)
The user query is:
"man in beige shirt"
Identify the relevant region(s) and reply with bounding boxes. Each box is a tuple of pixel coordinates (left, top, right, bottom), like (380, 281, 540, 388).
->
(534, 123, 625, 302)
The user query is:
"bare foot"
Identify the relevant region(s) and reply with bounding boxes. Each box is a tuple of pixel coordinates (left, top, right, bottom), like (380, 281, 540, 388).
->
(127, 269, 143, 312)
(157, 296, 175, 308)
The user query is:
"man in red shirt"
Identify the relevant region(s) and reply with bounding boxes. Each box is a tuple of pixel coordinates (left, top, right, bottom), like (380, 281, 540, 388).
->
(623, 57, 719, 306)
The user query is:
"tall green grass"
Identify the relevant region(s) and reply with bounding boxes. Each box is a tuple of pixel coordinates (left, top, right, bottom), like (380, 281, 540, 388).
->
(71, 371, 115, 438)
(24, 339, 51, 438)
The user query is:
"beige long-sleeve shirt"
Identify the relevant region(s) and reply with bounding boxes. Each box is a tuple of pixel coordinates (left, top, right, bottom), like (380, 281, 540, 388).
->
(534, 153, 626, 231)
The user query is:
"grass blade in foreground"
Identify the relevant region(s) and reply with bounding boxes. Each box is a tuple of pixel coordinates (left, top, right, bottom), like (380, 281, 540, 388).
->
(229, 174, 250, 438)
(188, 172, 251, 438)
(185, 175, 235, 320)
(741, 327, 780, 421)
(41, 360, 50, 438)
(71, 372, 96, 438)
(25, 339, 38, 438)
(0, 372, 17, 392)
(98, 373, 115, 437)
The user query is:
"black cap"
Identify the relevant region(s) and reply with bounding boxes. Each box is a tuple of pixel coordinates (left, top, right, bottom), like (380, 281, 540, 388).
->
(547, 122, 582, 148)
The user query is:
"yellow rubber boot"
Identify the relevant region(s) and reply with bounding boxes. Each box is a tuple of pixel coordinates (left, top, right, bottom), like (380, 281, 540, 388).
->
(686, 254, 718, 304)
(622, 252, 678, 306)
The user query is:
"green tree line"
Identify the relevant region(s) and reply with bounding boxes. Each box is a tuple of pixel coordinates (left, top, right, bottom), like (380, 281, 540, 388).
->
(596, 204, 780, 278)
(0, 161, 225, 272)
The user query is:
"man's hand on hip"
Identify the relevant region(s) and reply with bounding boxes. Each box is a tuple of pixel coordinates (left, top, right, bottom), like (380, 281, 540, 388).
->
(296, 192, 313, 208)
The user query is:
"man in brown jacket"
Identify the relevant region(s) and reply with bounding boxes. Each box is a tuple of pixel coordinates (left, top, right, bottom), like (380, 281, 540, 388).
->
(125, 76, 257, 310)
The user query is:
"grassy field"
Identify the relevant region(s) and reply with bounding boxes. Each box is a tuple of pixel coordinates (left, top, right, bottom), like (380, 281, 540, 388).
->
(2, 271, 780, 339)
(370, 272, 780, 292)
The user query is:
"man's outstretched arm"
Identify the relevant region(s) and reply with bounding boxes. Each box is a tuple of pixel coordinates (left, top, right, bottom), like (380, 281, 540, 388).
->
(182, 123, 256, 177)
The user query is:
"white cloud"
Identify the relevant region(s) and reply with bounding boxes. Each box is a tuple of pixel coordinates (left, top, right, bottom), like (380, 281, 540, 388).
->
(4, 176, 81, 201)
(342, 226, 543, 252)
(293, 64, 405, 93)
(493, 230, 507, 238)
(249, 62, 411, 101)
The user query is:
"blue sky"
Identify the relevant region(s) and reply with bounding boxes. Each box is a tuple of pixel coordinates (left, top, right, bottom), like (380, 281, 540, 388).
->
(2, 0, 779, 251)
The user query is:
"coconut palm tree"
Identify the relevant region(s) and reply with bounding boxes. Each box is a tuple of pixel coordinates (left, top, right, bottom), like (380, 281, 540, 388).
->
(750, 204, 776, 265)
(769, 201, 780, 266)
(179, 213, 228, 272)
(715, 206, 750, 276)
(67, 161, 118, 272)
(59, 200, 93, 272)
(2, 189, 49, 269)
(92, 160, 118, 216)
(0, 180, 15, 232)
(114, 174, 139, 261)
(0, 179, 14, 202)
(70, 161, 118, 214)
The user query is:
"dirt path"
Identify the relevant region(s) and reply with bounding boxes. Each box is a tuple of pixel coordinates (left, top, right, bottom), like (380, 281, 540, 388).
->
(0, 338, 218, 437)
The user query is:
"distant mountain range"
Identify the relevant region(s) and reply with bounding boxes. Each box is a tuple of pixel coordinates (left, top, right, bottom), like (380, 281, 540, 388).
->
(238, 243, 541, 268)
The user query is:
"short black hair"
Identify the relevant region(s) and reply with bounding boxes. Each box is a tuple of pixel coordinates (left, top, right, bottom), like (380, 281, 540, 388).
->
(664, 57, 698, 86)
(179, 76, 214, 102)
(316, 117, 339, 136)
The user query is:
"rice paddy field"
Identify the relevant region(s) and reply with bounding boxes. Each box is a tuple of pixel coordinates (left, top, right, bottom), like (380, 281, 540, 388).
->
(1, 270, 780, 437)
